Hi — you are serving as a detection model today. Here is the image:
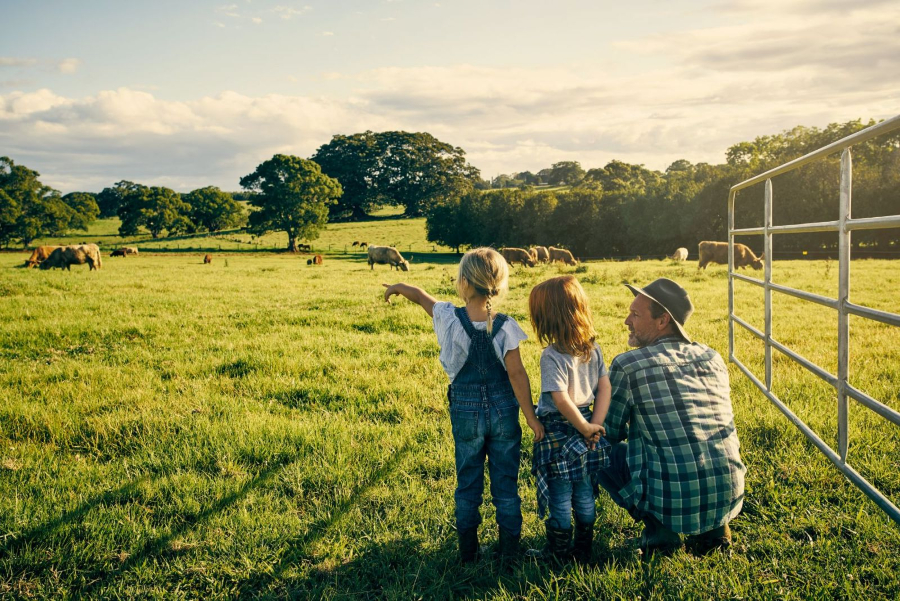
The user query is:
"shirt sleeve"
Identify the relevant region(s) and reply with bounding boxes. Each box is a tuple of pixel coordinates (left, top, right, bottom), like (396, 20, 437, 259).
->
(494, 316, 528, 369)
(595, 345, 609, 378)
(604, 358, 631, 443)
(540, 349, 569, 393)
(432, 301, 457, 349)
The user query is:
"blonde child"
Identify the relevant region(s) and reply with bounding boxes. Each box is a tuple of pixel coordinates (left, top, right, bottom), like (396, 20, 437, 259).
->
(382, 247, 544, 563)
(527, 275, 611, 562)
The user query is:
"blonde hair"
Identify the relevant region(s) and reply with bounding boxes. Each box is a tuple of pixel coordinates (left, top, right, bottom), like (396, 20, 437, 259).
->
(529, 275, 596, 360)
(456, 247, 509, 334)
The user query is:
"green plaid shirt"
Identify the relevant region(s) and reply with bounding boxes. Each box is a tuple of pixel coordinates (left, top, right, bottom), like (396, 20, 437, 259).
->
(605, 336, 746, 534)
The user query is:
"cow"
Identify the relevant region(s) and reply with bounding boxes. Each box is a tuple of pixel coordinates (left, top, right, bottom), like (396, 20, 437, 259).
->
(358, 242, 368, 249)
(527, 247, 539, 262)
(203, 254, 212, 264)
(548, 246, 578, 266)
(25, 245, 63, 269)
(501, 247, 536, 267)
(352, 241, 360, 247)
(124, 247, 139, 255)
(110, 249, 128, 257)
(40, 244, 102, 271)
(698, 241, 763, 270)
(298, 243, 311, 252)
(669, 247, 689, 262)
(534, 246, 550, 263)
(313, 254, 323, 265)
(368, 245, 409, 271)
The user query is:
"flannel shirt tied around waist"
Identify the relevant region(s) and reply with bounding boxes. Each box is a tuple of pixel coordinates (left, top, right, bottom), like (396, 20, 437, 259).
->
(531, 407, 611, 519)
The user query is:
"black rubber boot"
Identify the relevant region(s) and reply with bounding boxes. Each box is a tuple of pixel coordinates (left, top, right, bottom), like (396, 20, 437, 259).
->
(527, 522, 572, 562)
(496, 527, 521, 560)
(458, 527, 479, 564)
(572, 520, 594, 562)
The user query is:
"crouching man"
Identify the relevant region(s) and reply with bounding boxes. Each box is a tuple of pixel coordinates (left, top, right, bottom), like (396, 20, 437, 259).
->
(597, 278, 746, 554)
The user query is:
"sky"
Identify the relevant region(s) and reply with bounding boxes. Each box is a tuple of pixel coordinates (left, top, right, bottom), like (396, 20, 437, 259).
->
(1, 0, 898, 193)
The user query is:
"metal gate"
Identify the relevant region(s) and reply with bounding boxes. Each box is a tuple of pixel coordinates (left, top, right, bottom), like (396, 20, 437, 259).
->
(727, 114, 900, 524)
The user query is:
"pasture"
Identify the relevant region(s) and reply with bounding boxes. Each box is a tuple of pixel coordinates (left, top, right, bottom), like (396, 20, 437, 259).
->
(1, 241, 899, 598)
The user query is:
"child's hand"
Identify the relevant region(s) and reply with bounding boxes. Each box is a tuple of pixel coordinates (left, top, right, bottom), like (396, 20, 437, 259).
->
(578, 422, 603, 442)
(528, 418, 545, 442)
(382, 283, 400, 303)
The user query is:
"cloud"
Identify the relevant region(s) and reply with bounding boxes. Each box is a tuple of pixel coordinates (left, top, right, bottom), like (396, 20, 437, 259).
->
(252, 17, 263, 24)
(57, 58, 82, 74)
(0, 57, 39, 68)
(321, 31, 334, 36)
(273, 5, 312, 19)
(214, 21, 226, 28)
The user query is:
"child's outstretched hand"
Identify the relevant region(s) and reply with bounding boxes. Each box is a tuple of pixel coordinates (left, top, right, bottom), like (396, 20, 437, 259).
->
(382, 283, 400, 303)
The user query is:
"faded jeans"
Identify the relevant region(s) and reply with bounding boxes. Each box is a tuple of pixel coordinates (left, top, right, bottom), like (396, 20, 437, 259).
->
(450, 385, 523, 536)
(547, 475, 595, 530)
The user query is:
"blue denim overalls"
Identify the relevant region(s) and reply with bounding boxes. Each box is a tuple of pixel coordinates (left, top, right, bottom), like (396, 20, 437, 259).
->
(448, 307, 523, 536)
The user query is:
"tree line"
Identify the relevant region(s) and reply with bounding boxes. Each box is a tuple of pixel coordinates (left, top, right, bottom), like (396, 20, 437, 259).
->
(3, 119, 896, 254)
(425, 119, 900, 257)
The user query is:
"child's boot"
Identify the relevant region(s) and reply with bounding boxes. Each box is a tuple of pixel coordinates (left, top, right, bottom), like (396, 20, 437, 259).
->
(526, 522, 572, 562)
(458, 527, 479, 564)
(496, 527, 521, 560)
(572, 519, 594, 562)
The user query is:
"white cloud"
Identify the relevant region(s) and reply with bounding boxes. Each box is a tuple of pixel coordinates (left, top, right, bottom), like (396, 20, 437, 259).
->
(273, 5, 312, 19)
(57, 58, 82, 74)
(0, 57, 39, 68)
(321, 31, 334, 36)
(252, 17, 263, 24)
(214, 21, 226, 28)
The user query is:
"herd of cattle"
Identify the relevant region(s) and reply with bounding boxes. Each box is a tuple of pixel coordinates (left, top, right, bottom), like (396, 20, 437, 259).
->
(22, 240, 765, 272)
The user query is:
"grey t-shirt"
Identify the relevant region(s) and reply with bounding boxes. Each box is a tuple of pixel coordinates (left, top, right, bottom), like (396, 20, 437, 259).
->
(536, 343, 608, 417)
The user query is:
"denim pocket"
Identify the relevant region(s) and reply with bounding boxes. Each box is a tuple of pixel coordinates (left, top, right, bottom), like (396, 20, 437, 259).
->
(450, 407, 480, 442)
(495, 404, 522, 440)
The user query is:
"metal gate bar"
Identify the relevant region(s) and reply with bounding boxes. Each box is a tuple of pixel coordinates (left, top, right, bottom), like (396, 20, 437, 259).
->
(727, 114, 900, 524)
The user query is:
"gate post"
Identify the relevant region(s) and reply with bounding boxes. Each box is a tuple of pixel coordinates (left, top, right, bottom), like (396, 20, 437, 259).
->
(837, 148, 852, 462)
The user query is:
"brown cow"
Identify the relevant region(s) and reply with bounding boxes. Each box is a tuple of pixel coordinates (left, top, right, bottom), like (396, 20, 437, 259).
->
(500, 247, 536, 267)
(40, 244, 102, 271)
(110, 249, 128, 257)
(548, 246, 578, 266)
(534, 246, 550, 263)
(352, 241, 360, 247)
(669, 247, 689, 262)
(25, 245, 63, 268)
(368, 245, 409, 271)
(124, 246, 139, 255)
(698, 241, 763, 270)
(204, 254, 212, 264)
(313, 254, 323, 265)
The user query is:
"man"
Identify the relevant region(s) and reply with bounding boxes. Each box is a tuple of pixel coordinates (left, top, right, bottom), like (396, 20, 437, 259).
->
(597, 278, 745, 554)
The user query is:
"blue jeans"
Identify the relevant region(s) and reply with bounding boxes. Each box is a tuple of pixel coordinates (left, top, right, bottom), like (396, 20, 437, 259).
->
(547, 475, 595, 530)
(450, 389, 523, 535)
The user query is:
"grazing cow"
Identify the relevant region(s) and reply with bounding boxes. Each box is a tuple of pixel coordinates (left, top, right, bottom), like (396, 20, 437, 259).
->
(669, 247, 689, 261)
(124, 247, 139, 255)
(204, 254, 212, 264)
(298, 243, 311, 252)
(359, 242, 368, 249)
(40, 244, 102, 271)
(368, 245, 409, 271)
(548, 246, 578, 266)
(352, 241, 360, 247)
(501, 247, 536, 267)
(698, 241, 763, 270)
(110, 249, 128, 257)
(25, 245, 62, 268)
(534, 246, 550, 263)
(528, 247, 539, 262)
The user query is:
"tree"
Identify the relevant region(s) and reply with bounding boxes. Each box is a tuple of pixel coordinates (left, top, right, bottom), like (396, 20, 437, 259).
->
(183, 186, 246, 232)
(311, 130, 480, 219)
(240, 154, 342, 252)
(0, 156, 75, 248)
(61, 192, 100, 231)
(117, 184, 192, 238)
(548, 161, 585, 186)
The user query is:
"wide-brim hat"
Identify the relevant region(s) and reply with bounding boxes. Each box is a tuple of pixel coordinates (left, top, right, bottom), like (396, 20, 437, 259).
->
(624, 278, 693, 343)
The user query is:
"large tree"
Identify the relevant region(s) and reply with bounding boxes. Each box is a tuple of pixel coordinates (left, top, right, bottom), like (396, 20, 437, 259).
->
(183, 186, 247, 232)
(61, 192, 100, 231)
(547, 161, 585, 186)
(117, 184, 192, 238)
(240, 154, 342, 252)
(311, 130, 480, 219)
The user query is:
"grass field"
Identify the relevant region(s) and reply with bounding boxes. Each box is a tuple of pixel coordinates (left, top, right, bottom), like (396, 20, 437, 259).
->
(2, 216, 899, 599)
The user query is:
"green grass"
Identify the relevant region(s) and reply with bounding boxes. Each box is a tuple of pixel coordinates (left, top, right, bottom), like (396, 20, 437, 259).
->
(1, 225, 899, 598)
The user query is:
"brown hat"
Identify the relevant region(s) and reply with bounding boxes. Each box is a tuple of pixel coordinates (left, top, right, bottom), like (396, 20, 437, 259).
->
(625, 278, 693, 342)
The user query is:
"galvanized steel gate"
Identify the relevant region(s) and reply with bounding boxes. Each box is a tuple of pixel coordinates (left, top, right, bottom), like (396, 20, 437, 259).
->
(727, 115, 900, 524)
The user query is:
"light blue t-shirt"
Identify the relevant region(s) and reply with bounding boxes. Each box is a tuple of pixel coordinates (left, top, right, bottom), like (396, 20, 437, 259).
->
(536, 343, 608, 417)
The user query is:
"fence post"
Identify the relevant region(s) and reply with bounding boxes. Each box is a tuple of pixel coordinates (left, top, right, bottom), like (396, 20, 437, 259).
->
(728, 189, 735, 362)
(764, 179, 773, 392)
(837, 148, 852, 463)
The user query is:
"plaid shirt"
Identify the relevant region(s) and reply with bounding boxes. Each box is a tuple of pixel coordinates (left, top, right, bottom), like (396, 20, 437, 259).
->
(531, 408, 611, 519)
(605, 336, 746, 534)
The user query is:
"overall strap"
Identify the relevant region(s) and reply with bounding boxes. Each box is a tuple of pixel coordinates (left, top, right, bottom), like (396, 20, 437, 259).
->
(490, 313, 508, 339)
(454, 306, 479, 339)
